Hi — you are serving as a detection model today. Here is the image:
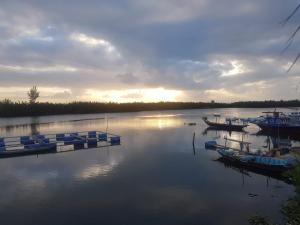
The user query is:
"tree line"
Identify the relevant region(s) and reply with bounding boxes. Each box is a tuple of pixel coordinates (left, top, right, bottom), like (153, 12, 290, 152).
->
(1, 99, 300, 117)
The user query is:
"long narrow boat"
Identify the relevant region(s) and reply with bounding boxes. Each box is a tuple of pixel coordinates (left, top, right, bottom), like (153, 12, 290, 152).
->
(216, 157, 291, 183)
(217, 148, 294, 173)
(202, 116, 248, 131)
(205, 137, 296, 173)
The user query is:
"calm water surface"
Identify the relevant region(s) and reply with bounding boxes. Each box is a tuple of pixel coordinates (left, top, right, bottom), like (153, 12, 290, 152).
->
(0, 108, 297, 225)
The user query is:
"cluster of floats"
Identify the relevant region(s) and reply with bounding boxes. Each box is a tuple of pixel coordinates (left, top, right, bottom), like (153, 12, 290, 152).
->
(203, 110, 300, 174)
(0, 131, 121, 158)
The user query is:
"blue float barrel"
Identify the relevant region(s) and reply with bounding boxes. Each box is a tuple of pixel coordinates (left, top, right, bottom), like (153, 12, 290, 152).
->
(42, 138, 50, 144)
(87, 138, 97, 147)
(88, 131, 97, 138)
(64, 136, 75, 145)
(98, 133, 107, 141)
(110, 136, 121, 145)
(205, 141, 217, 149)
(21, 138, 35, 145)
(0, 141, 5, 151)
(20, 136, 30, 144)
(73, 140, 85, 149)
(0, 141, 5, 147)
(36, 135, 45, 139)
(56, 133, 65, 141)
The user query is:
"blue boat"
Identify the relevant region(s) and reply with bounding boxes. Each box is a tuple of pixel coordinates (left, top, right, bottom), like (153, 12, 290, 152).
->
(248, 111, 300, 133)
(217, 148, 295, 172)
(205, 137, 296, 173)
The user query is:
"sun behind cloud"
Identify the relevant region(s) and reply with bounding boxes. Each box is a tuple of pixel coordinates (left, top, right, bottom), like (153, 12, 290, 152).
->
(83, 88, 182, 103)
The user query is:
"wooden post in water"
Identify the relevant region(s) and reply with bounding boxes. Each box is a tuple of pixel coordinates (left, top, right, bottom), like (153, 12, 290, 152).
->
(193, 132, 195, 155)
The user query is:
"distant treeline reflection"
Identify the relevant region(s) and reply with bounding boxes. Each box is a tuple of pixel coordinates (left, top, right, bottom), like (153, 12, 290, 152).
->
(1, 99, 300, 117)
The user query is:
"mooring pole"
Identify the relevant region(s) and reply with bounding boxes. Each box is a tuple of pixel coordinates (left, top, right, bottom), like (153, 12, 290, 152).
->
(193, 132, 195, 155)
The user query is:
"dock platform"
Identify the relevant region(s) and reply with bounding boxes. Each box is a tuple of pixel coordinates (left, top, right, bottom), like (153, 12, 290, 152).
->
(0, 131, 121, 158)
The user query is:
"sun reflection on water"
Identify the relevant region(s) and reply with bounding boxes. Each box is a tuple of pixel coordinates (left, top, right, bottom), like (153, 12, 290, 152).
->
(76, 162, 119, 180)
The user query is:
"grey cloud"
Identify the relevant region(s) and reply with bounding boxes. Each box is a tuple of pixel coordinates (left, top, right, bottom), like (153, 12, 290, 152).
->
(51, 91, 72, 99)
(0, 0, 299, 101)
(116, 73, 140, 84)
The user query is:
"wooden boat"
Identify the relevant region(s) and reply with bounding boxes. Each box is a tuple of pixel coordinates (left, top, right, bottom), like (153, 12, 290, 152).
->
(202, 116, 248, 131)
(216, 157, 291, 183)
(205, 137, 296, 173)
(217, 148, 294, 173)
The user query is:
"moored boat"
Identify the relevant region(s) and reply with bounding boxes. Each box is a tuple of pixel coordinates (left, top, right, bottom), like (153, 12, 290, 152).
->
(202, 115, 248, 131)
(247, 110, 300, 133)
(217, 148, 295, 172)
(205, 137, 297, 173)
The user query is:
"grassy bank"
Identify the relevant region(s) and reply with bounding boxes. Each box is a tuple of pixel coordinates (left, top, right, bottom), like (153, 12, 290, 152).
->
(0, 99, 300, 117)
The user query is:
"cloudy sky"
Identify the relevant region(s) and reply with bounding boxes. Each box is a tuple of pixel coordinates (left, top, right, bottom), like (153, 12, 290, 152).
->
(0, 0, 300, 103)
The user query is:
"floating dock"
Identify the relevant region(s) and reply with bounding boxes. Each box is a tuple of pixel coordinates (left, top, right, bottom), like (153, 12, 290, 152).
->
(0, 131, 121, 158)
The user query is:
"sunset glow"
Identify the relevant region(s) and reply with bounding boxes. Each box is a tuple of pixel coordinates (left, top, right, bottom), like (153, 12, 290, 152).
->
(84, 88, 182, 103)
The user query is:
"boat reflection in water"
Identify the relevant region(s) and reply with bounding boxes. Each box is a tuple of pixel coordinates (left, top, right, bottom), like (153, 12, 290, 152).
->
(202, 127, 247, 137)
(255, 129, 300, 142)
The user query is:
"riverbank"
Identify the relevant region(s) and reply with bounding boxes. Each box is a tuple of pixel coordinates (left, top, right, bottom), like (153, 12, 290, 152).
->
(1, 100, 300, 117)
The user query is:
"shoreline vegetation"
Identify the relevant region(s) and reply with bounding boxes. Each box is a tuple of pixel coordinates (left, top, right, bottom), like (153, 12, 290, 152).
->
(1, 99, 300, 117)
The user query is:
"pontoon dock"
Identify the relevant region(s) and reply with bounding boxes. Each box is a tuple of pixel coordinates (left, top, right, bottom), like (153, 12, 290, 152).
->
(0, 131, 121, 158)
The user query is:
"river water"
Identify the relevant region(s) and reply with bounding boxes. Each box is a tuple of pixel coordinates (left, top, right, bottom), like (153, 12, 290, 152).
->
(0, 108, 297, 225)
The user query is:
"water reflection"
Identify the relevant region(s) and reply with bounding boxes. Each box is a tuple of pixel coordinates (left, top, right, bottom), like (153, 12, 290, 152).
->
(77, 162, 118, 179)
(202, 127, 247, 137)
(30, 117, 40, 135)
(0, 109, 297, 225)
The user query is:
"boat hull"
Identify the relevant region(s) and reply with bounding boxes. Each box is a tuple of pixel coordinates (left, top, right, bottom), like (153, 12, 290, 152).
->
(255, 123, 300, 133)
(217, 150, 291, 173)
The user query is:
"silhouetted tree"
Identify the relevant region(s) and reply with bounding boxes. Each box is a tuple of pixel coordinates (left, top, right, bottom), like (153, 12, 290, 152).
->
(27, 86, 40, 104)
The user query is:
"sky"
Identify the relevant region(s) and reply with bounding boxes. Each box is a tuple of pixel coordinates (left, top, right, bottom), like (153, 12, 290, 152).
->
(0, 0, 300, 103)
